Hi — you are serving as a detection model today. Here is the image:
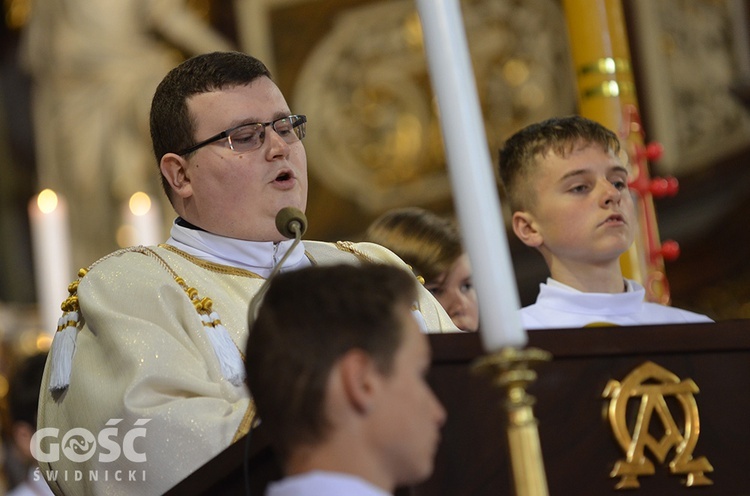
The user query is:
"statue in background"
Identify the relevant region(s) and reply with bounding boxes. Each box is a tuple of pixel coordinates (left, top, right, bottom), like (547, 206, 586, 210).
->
(19, 0, 234, 271)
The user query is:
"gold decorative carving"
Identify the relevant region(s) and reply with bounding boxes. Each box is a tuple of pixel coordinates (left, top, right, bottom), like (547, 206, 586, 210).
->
(602, 361, 713, 489)
(293, 0, 576, 212)
(629, 0, 750, 174)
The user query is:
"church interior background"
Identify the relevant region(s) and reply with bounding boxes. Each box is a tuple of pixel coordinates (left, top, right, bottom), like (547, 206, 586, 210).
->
(1, 0, 750, 490)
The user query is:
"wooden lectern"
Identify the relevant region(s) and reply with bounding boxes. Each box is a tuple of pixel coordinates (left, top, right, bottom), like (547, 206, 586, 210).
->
(166, 320, 750, 495)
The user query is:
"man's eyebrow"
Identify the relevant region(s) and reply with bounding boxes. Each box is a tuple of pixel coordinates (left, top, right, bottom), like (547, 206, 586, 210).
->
(272, 110, 293, 120)
(221, 117, 256, 129)
(226, 111, 293, 128)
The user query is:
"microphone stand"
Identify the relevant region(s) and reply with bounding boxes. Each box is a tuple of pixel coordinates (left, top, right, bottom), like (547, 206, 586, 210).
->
(244, 208, 306, 496)
(247, 214, 305, 322)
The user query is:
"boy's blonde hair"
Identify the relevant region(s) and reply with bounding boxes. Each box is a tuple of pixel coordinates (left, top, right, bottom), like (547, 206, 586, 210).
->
(498, 115, 621, 212)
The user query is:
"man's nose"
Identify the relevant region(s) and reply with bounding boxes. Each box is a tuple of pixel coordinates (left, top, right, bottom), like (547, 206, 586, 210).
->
(264, 126, 291, 157)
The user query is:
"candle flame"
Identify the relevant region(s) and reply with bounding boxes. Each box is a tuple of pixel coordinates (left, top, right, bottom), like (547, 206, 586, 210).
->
(37, 189, 59, 214)
(36, 333, 53, 352)
(129, 192, 152, 216)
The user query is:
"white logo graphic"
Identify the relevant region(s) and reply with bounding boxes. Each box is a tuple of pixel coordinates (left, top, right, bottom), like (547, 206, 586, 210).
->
(31, 419, 151, 464)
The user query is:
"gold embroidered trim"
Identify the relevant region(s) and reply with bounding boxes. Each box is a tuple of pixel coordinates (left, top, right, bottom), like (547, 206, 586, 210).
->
(71, 245, 244, 351)
(335, 240, 377, 264)
(58, 245, 154, 322)
(160, 243, 319, 278)
(58, 269, 87, 321)
(232, 400, 257, 443)
(159, 244, 265, 278)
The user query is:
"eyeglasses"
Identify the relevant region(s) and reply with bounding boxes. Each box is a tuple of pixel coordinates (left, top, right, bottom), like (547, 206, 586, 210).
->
(177, 114, 307, 156)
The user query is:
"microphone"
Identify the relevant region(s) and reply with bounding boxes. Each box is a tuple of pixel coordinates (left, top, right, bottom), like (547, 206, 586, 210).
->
(275, 207, 308, 239)
(247, 207, 308, 321)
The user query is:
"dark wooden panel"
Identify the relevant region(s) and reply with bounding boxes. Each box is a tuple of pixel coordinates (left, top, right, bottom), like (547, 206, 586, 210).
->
(168, 320, 750, 495)
(417, 321, 750, 495)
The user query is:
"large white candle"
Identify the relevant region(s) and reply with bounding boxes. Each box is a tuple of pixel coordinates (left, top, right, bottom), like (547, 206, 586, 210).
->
(416, 0, 527, 351)
(119, 192, 162, 247)
(28, 189, 72, 335)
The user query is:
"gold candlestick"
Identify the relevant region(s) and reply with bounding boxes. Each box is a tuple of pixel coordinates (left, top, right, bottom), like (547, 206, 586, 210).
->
(473, 347, 552, 496)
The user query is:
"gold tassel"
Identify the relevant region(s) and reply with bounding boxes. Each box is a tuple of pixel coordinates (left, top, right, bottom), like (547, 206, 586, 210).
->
(48, 269, 87, 391)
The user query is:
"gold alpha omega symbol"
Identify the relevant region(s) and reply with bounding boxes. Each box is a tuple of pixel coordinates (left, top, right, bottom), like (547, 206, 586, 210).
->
(602, 361, 713, 489)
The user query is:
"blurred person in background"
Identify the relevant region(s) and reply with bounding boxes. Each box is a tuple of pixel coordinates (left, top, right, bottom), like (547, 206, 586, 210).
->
(365, 207, 479, 332)
(5, 352, 53, 496)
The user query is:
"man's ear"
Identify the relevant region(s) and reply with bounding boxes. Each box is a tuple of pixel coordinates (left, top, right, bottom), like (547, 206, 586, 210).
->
(160, 153, 193, 200)
(338, 349, 379, 415)
(512, 210, 543, 248)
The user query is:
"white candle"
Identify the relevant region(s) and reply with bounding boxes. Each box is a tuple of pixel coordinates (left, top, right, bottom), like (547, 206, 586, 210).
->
(416, 0, 527, 351)
(119, 192, 162, 247)
(28, 189, 73, 335)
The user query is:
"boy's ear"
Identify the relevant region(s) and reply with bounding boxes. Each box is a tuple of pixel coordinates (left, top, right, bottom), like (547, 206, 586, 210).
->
(160, 153, 193, 199)
(512, 210, 543, 248)
(338, 349, 379, 415)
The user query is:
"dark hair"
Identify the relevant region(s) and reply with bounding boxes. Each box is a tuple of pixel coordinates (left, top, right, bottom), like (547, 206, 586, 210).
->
(245, 264, 417, 460)
(149, 51, 272, 201)
(364, 207, 463, 283)
(498, 115, 621, 212)
(8, 353, 48, 428)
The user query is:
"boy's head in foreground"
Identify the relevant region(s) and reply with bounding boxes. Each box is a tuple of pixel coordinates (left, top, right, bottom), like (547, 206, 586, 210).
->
(245, 264, 446, 492)
(498, 116, 634, 287)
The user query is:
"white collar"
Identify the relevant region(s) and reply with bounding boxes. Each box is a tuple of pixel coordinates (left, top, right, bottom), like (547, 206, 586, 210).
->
(165, 219, 309, 278)
(545, 277, 635, 293)
(537, 277, 645, 316)
(267, 471, 391, 496)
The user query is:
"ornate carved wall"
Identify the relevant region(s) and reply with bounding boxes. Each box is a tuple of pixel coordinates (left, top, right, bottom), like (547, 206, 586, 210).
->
(629, 0, 750, 175)
(290, 0, 576, 214)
